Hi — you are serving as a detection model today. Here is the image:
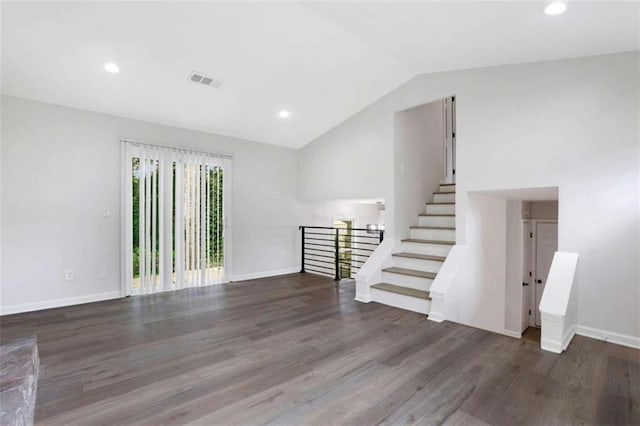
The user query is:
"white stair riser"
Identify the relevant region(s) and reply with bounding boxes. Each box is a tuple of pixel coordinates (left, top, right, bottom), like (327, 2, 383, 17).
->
(401, 241, 453, 257)
(371, 289, 431, 314)
(381, 271, 433, 291)
(410, 228, 455, 241)
(418, 216, 455, 227)
(440, 184, 455, 192)
(393, 256, 443, 274)
(426, 204, 455, 215)
(433, 193, 455, 203)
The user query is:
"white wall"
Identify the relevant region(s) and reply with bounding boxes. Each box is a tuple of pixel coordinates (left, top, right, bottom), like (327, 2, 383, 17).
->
(302, 200, 380, 230)
(443, 193, 511, 334)
(297, 97, 393, 221)
(505, 200, 524, 336)
(1, 95, 302, 312)
(394, 100, 444, 240)
(299, 52, 640, 342)
(0, 92, 2, 308)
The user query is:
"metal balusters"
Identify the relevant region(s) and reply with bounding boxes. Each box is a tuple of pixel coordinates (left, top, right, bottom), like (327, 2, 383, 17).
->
(298, 226, 385, 281)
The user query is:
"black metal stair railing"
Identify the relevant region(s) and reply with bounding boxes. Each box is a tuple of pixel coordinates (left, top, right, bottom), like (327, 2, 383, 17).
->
(299, 226, 384, 280)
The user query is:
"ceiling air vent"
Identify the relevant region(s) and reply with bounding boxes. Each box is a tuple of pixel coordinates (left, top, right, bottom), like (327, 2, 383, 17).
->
(188, 71, 222, 88)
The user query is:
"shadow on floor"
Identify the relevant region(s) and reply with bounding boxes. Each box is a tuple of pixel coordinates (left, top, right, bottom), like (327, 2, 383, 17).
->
(522, 326, 541, 344)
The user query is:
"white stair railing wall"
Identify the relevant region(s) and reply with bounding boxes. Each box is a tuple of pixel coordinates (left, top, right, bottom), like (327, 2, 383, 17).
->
(354, 239, 394, 303)
(539, 252, 579, 353)
(427, 245, 468, 322)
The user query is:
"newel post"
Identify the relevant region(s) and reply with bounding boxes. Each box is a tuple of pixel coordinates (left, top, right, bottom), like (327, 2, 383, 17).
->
(300, 226, 305, 273)
(334, 228, 340, 281)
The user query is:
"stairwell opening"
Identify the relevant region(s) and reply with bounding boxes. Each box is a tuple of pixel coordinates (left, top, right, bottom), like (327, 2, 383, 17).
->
(358, 96, 457, 314)
(464, 187, 559, 347)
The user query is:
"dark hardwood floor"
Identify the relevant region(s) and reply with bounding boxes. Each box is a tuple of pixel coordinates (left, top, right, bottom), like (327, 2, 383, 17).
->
(522, 326, 542, 344)
(1, 273, 638, 425)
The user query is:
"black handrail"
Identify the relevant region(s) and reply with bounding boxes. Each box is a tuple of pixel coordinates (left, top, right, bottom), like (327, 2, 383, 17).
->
(299, 226, 384, 281)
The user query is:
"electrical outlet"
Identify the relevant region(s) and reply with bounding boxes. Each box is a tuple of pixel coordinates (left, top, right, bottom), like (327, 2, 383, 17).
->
(100, 271, 108, 279)
(65, 269, 75, 281)
(102, 208, 111, 217)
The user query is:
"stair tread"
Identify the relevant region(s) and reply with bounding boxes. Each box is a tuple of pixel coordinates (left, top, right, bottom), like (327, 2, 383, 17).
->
(371, 283, 431, 300)
(392, 252, 446, 262)
(418, 213, 455, 217)
(402, 238, 456, 245)
(426, 202, 455, 205)
(410, 226, 455, 230)
(434, 191, 455, 194)
(382, 267, 437, 279)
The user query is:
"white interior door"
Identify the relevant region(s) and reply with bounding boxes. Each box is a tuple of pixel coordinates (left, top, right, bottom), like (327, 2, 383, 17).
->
(443, 96, 456, 184)
(534, 222, 558, 326)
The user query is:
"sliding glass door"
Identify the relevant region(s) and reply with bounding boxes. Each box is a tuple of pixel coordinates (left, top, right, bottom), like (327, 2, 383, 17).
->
(122, 141, 231, 296)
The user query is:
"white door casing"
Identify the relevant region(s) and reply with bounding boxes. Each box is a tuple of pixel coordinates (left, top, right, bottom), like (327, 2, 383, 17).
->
(443, 96, 456, 184)
(522, 221, 532, 332)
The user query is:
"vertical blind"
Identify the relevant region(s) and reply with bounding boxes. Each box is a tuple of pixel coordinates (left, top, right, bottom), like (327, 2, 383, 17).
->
(123, 141, 231, 295)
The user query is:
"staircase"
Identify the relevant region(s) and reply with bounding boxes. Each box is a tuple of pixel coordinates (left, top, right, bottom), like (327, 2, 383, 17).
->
(370, 183, 455, 314)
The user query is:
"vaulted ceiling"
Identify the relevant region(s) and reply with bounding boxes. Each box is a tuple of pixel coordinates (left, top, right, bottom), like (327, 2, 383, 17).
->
(2, 2, 638, 148)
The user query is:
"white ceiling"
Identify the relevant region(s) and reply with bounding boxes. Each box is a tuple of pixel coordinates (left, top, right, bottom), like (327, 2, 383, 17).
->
(2, 2, 638, 149)
(305, 1, 640, 75)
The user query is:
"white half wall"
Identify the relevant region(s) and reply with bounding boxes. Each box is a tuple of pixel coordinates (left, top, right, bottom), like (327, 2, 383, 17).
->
(1, 95, 302, 313)
(540, 252, 579, 353)
(299, 52, 640, 342)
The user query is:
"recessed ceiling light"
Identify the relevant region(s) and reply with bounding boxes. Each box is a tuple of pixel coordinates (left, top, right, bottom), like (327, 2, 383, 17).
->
(104, 62, 120, 73)
(544, 2, 567, 15)
(278, 110, 291, 119)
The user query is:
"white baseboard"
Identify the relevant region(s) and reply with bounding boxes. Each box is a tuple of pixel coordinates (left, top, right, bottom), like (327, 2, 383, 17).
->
(563, 327, 576, 350)
(231, 267, 300, 282)
(541, 337, 562, 354)
(355, 293, 372, 303)
(0, 291, 122, 316)
(502, 329, 522, 339)
(574, 325, 640, 350)
(427, 311, 445, 323)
